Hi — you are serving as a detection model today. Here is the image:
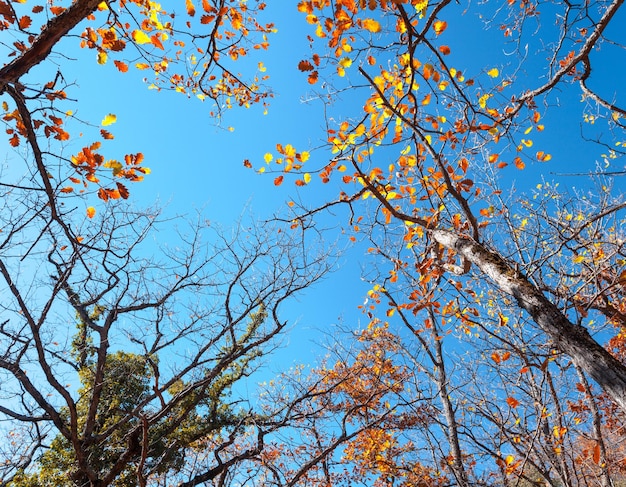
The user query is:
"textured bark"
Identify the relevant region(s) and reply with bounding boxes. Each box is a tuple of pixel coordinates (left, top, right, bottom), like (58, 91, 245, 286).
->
(431, 229, 626, 412)
(0, 0, 103, 88)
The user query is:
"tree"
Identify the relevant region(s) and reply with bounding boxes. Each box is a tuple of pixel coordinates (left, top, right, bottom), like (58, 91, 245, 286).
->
(258, 0, 626, 407)
(0, 189, 335, 485)
(249, 0, 626, 485)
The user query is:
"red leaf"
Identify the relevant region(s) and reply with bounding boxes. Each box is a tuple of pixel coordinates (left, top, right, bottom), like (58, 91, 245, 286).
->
(298, 60, 314, 72)
(274, 175, 284, 186)
(506, 396, 520, 408)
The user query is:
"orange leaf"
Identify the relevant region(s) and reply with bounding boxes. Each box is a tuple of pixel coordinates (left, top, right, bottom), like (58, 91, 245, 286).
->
(113, 60, 128, 72)
(295, 179, 306, 186)
(18, 15, 31, 29)
(86, 206, 96, 218)
(60, 186, 74, 193)
(243, 159, 252, 168)
(32, 5, 44, 12)
(49, 6, 65, 14)
(307, 70, 319, 84)
(100, 129, 114, 140)
(274, 175, 284, 186)
(342, 175, 353, 183)
(186, 0, 195, 16)
(501, 351, 511, 361)
(514, 157, 525, 170)
(433, 20, 447, 35)
(491, 352, 501, 364)
(576, 382, 586, 392)
(150, 34, 164, 50)
(593, 443, 601, 464)
(438, 45, 451, 55)
(506, 396, 520, 408)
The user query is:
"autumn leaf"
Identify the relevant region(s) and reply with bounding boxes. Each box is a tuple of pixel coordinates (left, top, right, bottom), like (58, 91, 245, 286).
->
(100, 129, 114, 140)
(185, 0, 195, 16)
(102, 113, 117, 126)
(438, 45, 451, 55)
(593, 443, 601, 464)
(298, 60, 314, 72)
(506, 396, 520, 408)
(433, 20, 447, 35)
(487, 68, 499, 78)
(117, 182, 129, 199)
(150, 35, 164, 50)
(131, 30, 151, 45)
(308, 71, 319, 84)
(97, 51, 108, 65)
(114, 60, 128, 72)
(243, 159, 252, 168)
(18, 15, 31, 29)
(362, 19, 381, 33)
(86, 206, 96, 218)
(513, 157, 525, 170)
(274, 175, 284, 186)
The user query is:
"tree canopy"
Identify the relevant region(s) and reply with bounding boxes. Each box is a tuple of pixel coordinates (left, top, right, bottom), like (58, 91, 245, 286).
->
(0, 0, 625, 486)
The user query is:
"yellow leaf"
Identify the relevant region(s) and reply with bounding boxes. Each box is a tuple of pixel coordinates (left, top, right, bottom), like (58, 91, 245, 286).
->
(132, 30, 151, 44)
(573, 255, 585, 264)
(101, 113, 117, 126)
(86, 207, 96, 218)
(487, 68, 499, 78)
(300, 151, 310, 162)
(362, 19, 381, 33)
(97, 51, 107, 65)
(264, 153, 273, 163)
(303, 173, 311, 184)
(414, 0, 428, 13)
(433, 20, 447, 35)
(339, 57, 352, 68)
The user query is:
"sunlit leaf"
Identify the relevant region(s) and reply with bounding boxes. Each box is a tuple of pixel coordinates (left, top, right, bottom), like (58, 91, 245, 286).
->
(114, 60, 128, 72)
(86, 207, 96, 218)
(101, 113, 117, 126)
(131, 30, 151, 45)
(487, 68, 499, 78)
(362, 19, 381, 33)
(433, 20, 447, 35)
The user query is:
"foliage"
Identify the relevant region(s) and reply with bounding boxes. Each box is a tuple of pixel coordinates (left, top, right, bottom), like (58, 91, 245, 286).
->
(1, 0, 626, 486)
(254, 0, 626, 486)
